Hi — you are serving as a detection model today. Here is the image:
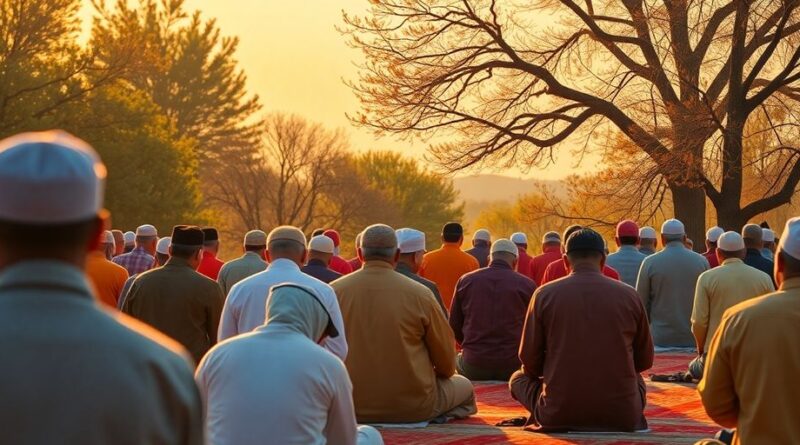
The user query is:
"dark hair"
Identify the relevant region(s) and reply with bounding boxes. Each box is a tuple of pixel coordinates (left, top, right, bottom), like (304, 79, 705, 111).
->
(0, 218, 96, 256)
(563, 225, 583, 242)
(171, 244, 201, 259)
(619, 236, 638, 246)
(566, 250, 603, 261)
(442, 222, 463, 243)
(311, 228, 325, 238)
(155, 253, 170, 266)
(245, 244, 266, 252)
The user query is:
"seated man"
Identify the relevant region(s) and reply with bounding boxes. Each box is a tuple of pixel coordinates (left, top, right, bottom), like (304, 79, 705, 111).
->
(333, 224, 477, 423)
(420, 222, 480, 312)
(197, 284, 383, 445)
(702, 227, 724, 268)
(450, 239, 536, 381)
(688, 232, 774, 380)
(529, 231, 562, 286)
(540, 225, 620, 284)
(395, 228, 447, 314)
(606, 220, 647, 287)
(510, 229, 653, 432)
(698, 218, 800, 445)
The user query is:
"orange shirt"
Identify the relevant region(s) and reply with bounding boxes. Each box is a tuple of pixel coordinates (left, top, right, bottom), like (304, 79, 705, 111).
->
(85, 251, 129, 307)
(197, 251, 224, 280)
(420, 243, 480, 311)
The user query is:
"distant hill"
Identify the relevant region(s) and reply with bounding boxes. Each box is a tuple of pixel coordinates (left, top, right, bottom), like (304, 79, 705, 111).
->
(452, 174, 563, 203)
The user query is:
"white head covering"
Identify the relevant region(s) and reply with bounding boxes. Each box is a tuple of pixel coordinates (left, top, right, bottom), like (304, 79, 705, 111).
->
(156, 237, 172, 255)
(102, 230, 115, 245)
(718, 231, 745, 251)
(639, 226, 657, 239)
(661, 219, 685, 235)
(542, 231, 561, 243)
(308, 235, 335, 254)
(136, 224, 157, 237)
(510, 232, 528, 245)
(779, 217, 800, 260)
(706, 226, 724, 243)
(0, 131, 106, 224)
(491, 239, 518, 257)
(396, 228, 426, 254)
(473, 229, 491, 242)
(762, 228, 776, 243)
(265, 284, 331, 341)
(123, 231, 135, 246)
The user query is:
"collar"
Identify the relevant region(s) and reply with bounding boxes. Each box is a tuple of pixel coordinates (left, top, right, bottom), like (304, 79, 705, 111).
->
(721, 258, 744, 266)
(0, 260, 93, 299)
(569, 262, 604, 275)
(490, 260, 512, 270)
(165, 257, 193, 268)
(781, 277, 800, 291)
(618, 245, 640, 253)
(267, 258, 301, 271)
(543, 245, 561, 254)
(364, 261, 394, 270)
(243, 251, 263, 260)
(665, 241, 685, 249)
(395, 262, 414, 274)
(131, 246, 150, 255)
(307, 258, 328, 267)
(441, 243, 462, 250)
(88, 251, 107, 260)
(203, 250, 218, 260)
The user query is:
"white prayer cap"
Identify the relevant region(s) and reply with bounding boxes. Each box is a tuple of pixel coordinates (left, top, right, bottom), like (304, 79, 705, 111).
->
(0, 131, 106, 224)
(510, 232, 528, 245)
(762, 228, 776, 242)
(136, 224, 157, 237)
(661, 219, 685, 235)
(473, 229, 491, 242)
(396, 228, 426, 254)
(542, 231, 561, 243)
(639, 226, 657, 239)
(102, 230, 115, 245)
(308, 235, 335, 254)
(779, 217, 800, 260)
(156, 236, 171, 255)
(706, 226, 724, 243)
(123, 231, 135, 246)
(718, 231, 745, 251)
(491, 239, 519, 257)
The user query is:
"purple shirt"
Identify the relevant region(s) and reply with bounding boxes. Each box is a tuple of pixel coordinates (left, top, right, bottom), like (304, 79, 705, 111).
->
(112, 246, 155, 276)
(449, 260, 536, 370)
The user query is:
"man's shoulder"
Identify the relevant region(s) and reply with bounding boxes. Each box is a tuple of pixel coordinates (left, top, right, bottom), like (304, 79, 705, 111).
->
(103, 310, 195, 367)
(722, 290, 786, 325)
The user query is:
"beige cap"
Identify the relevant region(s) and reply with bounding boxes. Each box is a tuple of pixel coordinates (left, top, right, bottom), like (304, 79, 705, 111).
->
(156, 236, 172, 255)
(491, 239, 519, 257)
(136, 224, 157, 237)
(244, 230, 267, 246)
(309, 235, 335, 254)
(661, 219, 685, 235)
(101, 230, 114, 245)
(473, 229, 491, 242)
(706, 226, 724, 242)
(267, 225, 307, 246)
(718, 231, 745, 251)
(123, 231, 135, 246)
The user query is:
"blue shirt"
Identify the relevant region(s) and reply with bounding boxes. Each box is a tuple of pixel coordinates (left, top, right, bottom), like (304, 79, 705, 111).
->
(606, 245, 647, 288)
(301, 259, 343, 284)
(744, 248, 776, 287)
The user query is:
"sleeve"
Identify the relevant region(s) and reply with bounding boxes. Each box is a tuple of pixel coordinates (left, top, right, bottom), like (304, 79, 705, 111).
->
(635, 260, 652, 317)
(691, 274, 710, 327)
(121, 280, 140, 315)
(449, 278, 466, 344)
(605, 265, 620, 280)
(632, 293, 655, 372)
(321, 287, 349, 361)
(111, 270, 129, 306)
(324, 363, 358, 445)
(519, 290, 545, 378)
(431, 286, 447, 315)
(216, 268, 228, 296)
(697, 311, 740, 428)
(217, 288, 240, 341)
(540, 263, 554, 285)
(424, 292, 457, 378)
(206, 284, 225, 347)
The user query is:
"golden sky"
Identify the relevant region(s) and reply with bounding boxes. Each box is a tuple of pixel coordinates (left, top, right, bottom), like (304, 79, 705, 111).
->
(80, 0, 584, 180)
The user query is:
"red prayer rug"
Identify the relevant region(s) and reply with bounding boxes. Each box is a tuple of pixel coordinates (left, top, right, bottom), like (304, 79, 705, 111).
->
(379, 354, 718, 444)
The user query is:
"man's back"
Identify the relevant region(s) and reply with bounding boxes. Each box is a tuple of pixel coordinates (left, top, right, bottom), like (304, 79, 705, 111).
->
(0, 261, 202, 444)
(699, 281, 800, 445)
(606, 245, 647, 287)
(333, 262, 456, 423)
(450, 262, 535, 371)
(113, 246, 155, 276)
(124, 258, 223, 364)
(217, 252, 267, 297)
(301, 259, 343, 284)
(85, 251, 129, 307)
(636, 243, 709, 347)
(465, 245, 490, 268)
(744, 249, 775, 285)
(530, 247, 561, 286)
(420, 244, 479, 310)
(521, 267, 653, 431)
(396, 262, 448, 314)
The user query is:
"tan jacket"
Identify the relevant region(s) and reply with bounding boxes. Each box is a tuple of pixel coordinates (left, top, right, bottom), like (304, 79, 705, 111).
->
(332, 261, 456, 423)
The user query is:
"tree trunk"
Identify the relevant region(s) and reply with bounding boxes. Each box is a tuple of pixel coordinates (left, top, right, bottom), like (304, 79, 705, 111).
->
(716, 205, 748, 234)
(670, 183, 706, 252)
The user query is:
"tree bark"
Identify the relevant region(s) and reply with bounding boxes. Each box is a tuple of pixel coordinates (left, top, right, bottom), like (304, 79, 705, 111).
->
(670, 184, 706, 252)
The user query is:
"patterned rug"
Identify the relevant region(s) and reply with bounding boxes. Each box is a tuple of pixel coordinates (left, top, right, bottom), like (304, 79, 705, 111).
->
(379, 354, 717, 444)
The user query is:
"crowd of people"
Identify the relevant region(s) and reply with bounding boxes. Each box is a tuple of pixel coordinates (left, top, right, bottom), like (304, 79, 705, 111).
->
(1, 131, 798, 445)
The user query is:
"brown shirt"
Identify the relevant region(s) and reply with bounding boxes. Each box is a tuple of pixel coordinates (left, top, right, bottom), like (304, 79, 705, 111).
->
(123, 257, 224, 364)
(332, 261, 456, 423)
(520, 264, 654, 431)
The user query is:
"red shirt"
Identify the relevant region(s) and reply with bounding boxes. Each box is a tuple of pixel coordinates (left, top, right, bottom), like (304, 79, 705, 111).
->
(541, 258, 620, 285)
(348, 257, 362, 272)
(516, 248, 536, 281)
(197, 251, 224, 280)
(702, 250, 719, 268)
(530, 246, 563, 286)
(329, 255, 353, 275)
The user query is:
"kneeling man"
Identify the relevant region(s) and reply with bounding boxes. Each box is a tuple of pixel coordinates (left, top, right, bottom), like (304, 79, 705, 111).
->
(510, 228, 654, 432)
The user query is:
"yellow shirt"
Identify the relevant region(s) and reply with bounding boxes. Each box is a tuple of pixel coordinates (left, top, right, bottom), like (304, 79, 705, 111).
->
(699, 277, 800, 445)
(85, 251, 129, 308)
(691, 258, 774, 351)
(420, 244, 479, 311)
(332, 261, 456, 423)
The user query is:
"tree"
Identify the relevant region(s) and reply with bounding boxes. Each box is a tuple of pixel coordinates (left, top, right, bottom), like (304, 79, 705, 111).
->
(344, 0, 800, 243)
(0, 0, 125, 136)
(91, 0, 261, 162)
(353, 151, 464, 249)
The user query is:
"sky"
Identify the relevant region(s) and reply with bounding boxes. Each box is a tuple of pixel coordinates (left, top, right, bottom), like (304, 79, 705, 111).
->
(79, 0, 585, 180)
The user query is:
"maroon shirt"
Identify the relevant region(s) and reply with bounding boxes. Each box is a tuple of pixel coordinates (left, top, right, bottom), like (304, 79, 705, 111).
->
(450, 261, 536, 370)
(520, 263, 654, 432)
(702, 250, 720, 268)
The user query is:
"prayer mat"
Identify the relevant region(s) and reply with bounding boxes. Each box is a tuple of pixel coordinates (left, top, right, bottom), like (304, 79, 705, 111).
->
(379, 353, 718, 444)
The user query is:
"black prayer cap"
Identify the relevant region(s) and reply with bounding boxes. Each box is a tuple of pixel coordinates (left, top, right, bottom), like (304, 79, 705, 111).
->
(172, 225, 205, 247)
(566, 228, 605, 254)
(442, 222, 464, 236)
(202, 227, 219, 242)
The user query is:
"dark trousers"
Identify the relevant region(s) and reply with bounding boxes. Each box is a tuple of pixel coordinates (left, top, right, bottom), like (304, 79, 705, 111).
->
(456, 353, 516, 381)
